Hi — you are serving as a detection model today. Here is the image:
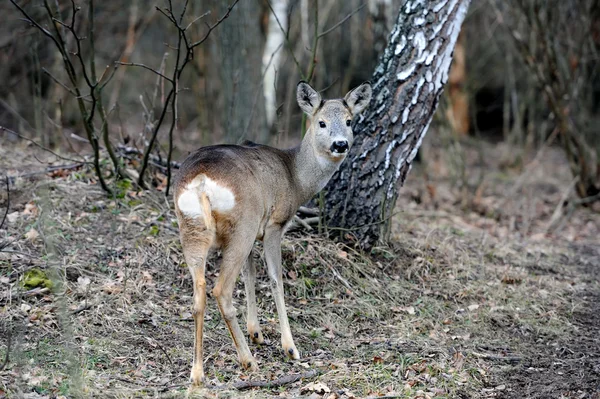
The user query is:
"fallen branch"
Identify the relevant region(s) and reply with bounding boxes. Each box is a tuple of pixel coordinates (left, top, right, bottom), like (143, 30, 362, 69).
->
(117, 145, 181, 170)
(71, 301, 95, 315)
(159, 369, 319, 393)
(224, 369, 319, 391)
(298, 206, 319, 216)
(0, 176, 9, 231)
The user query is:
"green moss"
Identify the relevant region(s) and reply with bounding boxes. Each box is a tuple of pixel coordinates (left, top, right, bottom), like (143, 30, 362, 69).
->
(127, 199, 143, 207)
(115, 179, 132, 199)
(149, 225, 160, 236)
(22, 268, 53, 289)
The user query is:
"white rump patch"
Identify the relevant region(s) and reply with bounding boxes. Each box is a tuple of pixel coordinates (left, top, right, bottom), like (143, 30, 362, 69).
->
(177, 189, 203, 218)
(177, 175, 236, 218)
(203, 177, 236, 212)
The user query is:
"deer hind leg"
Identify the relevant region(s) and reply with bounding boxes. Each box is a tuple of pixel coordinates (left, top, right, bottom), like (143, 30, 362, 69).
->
(213, 231, 258, 371)
(180, 228, 213, 386)
(264, 227, 300, 360)
(244, 252, 264, 344)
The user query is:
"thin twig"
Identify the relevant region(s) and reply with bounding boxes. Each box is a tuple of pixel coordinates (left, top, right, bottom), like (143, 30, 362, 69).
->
(222, 369, 318, 391)
(190, 0, 241, 48)
(115, 62, 174, 83)
(0, 126, 87, 164)
(318, 3, 366, 38)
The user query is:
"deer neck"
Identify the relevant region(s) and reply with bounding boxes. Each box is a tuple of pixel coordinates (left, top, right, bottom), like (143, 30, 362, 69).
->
(291, 128, 343, 205)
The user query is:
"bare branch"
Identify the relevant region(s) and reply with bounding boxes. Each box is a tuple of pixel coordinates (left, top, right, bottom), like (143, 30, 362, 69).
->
(184, 11, 211, 31)
(115, 62, 174, 83)
(41, 67, 79, 98)
(318, 3, 366, 38)
(0, 126, 88, 164)
(190, 0, 241, 48)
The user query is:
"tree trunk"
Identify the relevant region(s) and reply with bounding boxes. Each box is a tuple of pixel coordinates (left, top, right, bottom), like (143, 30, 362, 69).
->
(262, 0, 288, 130)
(215, 0, 267, 144)
(323, 0, 471, 248)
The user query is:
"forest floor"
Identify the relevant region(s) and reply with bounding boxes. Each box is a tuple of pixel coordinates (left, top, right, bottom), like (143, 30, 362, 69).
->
(0, 136, 599, 399)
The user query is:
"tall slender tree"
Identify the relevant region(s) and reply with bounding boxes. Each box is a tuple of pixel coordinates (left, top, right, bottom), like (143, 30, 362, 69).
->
(215, 0, 268, 143)
(323, 0, 471, 247)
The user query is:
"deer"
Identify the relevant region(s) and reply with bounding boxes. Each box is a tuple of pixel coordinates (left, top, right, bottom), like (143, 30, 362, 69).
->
(174, 81, 372, 386)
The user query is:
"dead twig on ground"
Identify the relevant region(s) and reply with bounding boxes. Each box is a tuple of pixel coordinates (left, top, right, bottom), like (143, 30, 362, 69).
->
(221, 369, 319, 391)
(0, 176, 9, 231)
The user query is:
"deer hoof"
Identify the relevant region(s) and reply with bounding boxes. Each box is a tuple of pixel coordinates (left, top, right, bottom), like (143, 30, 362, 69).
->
(285, 346, 301, 360)
(241, 358, 259, 372)
(249, 329, 264, 345)
(189, 366, 205, 387)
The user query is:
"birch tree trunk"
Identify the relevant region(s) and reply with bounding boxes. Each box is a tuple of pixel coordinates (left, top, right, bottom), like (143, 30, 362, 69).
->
(323, 0, 471, 247)
(262, 0, 288, 129)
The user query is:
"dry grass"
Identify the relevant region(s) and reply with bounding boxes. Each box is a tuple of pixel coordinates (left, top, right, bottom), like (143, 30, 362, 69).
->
(0, 140, 599, 398)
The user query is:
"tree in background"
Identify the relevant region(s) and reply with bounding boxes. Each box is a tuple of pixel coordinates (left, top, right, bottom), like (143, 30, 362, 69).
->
(215, 0, 268, 144)
(324, 0, 471, 247)
(494, 0, 600, 201)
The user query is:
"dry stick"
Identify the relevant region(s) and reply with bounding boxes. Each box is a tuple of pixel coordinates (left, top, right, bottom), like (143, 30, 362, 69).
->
(217, 369, 318, 391)
(0, 331, 11, 371)
(0, 177, 9, 231)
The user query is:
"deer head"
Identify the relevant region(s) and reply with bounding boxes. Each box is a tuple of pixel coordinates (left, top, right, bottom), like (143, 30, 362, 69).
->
(296, 81, 372, 162)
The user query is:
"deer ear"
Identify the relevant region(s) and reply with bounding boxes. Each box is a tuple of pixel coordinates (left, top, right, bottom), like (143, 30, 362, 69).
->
(296, 81, 322, 115)
(344, 82, 372, 115)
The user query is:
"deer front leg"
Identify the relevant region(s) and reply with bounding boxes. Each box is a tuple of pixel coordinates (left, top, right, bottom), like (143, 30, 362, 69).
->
(244, 253, 264, 344)
(213, 234, 258, 371)
(264, 228, 300, 360)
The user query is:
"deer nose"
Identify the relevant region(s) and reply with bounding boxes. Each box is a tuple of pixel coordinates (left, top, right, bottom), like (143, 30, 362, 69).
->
(330, 140, 349, 154)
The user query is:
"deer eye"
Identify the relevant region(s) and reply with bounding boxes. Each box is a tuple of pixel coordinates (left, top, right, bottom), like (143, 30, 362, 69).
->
(319, 121, 326, 128)
(346, 120, 351, 126)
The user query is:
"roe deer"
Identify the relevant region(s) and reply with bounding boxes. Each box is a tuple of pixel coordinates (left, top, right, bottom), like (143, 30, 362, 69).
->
(174, 81, 372, 385)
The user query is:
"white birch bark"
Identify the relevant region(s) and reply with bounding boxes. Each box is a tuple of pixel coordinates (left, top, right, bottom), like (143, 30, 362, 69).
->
(262, 0, 289, 128)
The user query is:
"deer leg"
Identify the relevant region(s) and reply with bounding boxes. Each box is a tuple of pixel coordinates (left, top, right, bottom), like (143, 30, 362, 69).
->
(244, 253, 264, 344)
(213, 234, 258, 371)
(182, 243, 210, 386)
(264, 228, 300, 360)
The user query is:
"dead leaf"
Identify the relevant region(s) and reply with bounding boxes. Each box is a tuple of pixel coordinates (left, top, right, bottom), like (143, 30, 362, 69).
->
(373, 356, 384, 364)
(6, 212, 19, 223)
(301, 382, 331, 395)
(23, 203, 38, 216)
(392, 306, 415, 315)
(467, 304, 479, 311)
(77, 276, 91, 290)
(25, 229, 39, 241)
